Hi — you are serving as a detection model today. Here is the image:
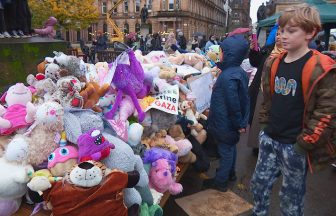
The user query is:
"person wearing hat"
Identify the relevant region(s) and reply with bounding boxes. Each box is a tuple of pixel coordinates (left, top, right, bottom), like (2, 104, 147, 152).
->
(177, 31, 187, 50)
(203, 34, 250, 192)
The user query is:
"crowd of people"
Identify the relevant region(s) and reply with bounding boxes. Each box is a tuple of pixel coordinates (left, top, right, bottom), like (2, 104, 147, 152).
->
(203, 4, 336, 216)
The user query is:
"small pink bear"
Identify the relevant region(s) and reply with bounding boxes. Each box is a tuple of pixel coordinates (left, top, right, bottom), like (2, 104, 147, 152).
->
(0, 83, 36, 135)
(149, 159, 183, 195)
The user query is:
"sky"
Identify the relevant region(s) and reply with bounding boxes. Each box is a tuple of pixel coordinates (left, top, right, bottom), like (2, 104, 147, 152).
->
(250, 0, 266, 24)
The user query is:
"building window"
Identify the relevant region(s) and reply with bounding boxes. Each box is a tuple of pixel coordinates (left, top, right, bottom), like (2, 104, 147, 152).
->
(102, 2, 107, 14)
(124, 0, 128, 13)
(169, 0, 174, 10)
(112, 0, 118, 13)
(232, 19, 240, 25)
(147, 0, 152, 10)
(76, 30, 81, 42)
(162, 0, 166, 10)
(124, 23, 129, 34)
(176, 0, 180, 10)
(136, 23, 141, 33)
(103, 23, 108, 34)
(233, 12, 239, 18)
(135, 0, 140, 12)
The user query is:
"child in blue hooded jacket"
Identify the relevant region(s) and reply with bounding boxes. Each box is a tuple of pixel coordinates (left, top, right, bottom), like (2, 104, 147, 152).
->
(204, 34, 250, 192)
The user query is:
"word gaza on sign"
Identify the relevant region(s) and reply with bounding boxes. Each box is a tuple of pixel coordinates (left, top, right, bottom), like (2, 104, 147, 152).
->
(140, 85, 179, 115)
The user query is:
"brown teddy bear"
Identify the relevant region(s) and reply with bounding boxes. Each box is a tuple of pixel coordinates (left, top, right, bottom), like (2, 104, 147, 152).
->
(168, 125, 197, 163)
(142, 130, 178, 154)
(80, 82, 110, 112)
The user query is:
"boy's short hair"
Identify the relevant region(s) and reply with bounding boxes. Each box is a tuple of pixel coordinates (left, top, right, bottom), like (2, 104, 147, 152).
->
(278, 4, 321, 37)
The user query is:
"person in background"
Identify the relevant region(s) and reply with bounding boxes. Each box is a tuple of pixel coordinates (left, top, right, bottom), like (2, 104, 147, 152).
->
(251, 5, 336, 215)
(199, 36, 207, 51)
(191, 36, 199, 51)
(164, 32, 177, 54)
(151, 32, 162, 51)
(177, 31, 187, 50)
(315, 39, 325, 52)
(203, 34, 250, 192)
(205, 35, 218, 51)
(93, 30, 107, 52)
(247, 25, 283, 156)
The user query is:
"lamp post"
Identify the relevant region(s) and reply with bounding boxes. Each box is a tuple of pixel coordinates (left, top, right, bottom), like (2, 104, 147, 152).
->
(224, 0, 232, 33)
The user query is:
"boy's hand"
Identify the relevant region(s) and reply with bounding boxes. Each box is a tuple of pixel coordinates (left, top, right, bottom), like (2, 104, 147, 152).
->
(238, 128, 246, 133)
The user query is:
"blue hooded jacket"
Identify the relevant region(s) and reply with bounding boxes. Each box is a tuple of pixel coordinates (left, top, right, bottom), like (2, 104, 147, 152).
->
(208, 34, 250, 144)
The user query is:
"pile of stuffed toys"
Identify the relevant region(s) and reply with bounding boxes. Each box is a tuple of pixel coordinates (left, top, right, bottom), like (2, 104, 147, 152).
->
(0, 47, 219, 216)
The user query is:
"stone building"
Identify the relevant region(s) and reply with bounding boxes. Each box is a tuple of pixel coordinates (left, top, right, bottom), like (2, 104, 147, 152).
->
(63, 0, 233, 43)
(229, 0, 251, 32)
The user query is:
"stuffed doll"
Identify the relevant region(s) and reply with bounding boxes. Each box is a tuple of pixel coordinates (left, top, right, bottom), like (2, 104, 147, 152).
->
(26, 74, 57, 102)
(23, 101, 64, 167)
(0, 157, 33, 216)
(44, 62, 66, 83)
(0, 136, 34, 216)
(0, 83, 36, 135)
(98, 92, 116, 114)
(63, 109, 106, 145)
(80, 82, 110, 112)
(158, 66, 177, 80)
(168, 52, 185, 65)
(27, 169, 62, 196)
(29, 160, 140, 216)
(52, 76, 84, 108)
(183, 53, 206, 71)
(37, 60, 48, 74)
(127, 123, 147, 157)
(48, 145, 78, 177)
(165, 134, 192, 157)
(179, 100, 207, 137)
(77, 129, 115, 162)
(95, 62, 109, 86)
(105, 50, 147, 122)
(53, 51, 87, 82)
(102, 133, 153, 207)
(142, 109, 177, 138)
(142, 130, 179, 154)
(143, 148, 182, 195)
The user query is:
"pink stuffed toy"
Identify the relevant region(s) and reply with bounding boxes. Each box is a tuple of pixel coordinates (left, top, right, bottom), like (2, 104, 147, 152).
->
(34, 16, 57, 38)
(108, 95, 137, 141)
(0, 83, 36, 135)
(165, 135, 192, 157)
(149, 159, 183, 195)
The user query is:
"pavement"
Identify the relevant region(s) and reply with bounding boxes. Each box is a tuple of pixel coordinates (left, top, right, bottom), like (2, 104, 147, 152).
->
(163, 135, 336, 216)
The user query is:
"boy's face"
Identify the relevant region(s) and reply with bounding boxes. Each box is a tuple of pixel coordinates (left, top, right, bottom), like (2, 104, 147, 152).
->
(280, 23, 315, 52)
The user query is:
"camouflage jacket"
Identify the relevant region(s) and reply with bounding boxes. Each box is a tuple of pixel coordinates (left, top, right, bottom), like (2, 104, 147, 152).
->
(260, 50, 336, 171)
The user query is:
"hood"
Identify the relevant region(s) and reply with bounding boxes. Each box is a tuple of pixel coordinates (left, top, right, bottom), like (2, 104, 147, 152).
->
(217, 34, 249, 70)
(45, 16, 57, 26)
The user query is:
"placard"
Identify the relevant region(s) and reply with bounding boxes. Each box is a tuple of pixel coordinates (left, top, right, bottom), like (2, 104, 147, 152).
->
(187, 72, 214, 113)
(141, 85, 179, 115)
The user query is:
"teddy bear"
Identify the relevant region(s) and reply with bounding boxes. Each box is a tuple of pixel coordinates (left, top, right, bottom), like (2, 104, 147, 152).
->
(102, 132, 153, 208)
(26, 74, 57, 102)
(168, 124, 196, 163)
(158, 65, 177, 80)
(143, 147, 182, 195)
(179, 100, 207, 137)
(44, 62, 68, 83)
(168, 52, 185, 65)
(142, 130, 179, 154)
(52, 76, 84, 108)
(0, 83, 36, 135)
(28, 160, 140, 216)
(53, 51, 87, 82)
(183, 53, 206, 71)
(80, 82, 110, 112)
(0, 135, 34, 216)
